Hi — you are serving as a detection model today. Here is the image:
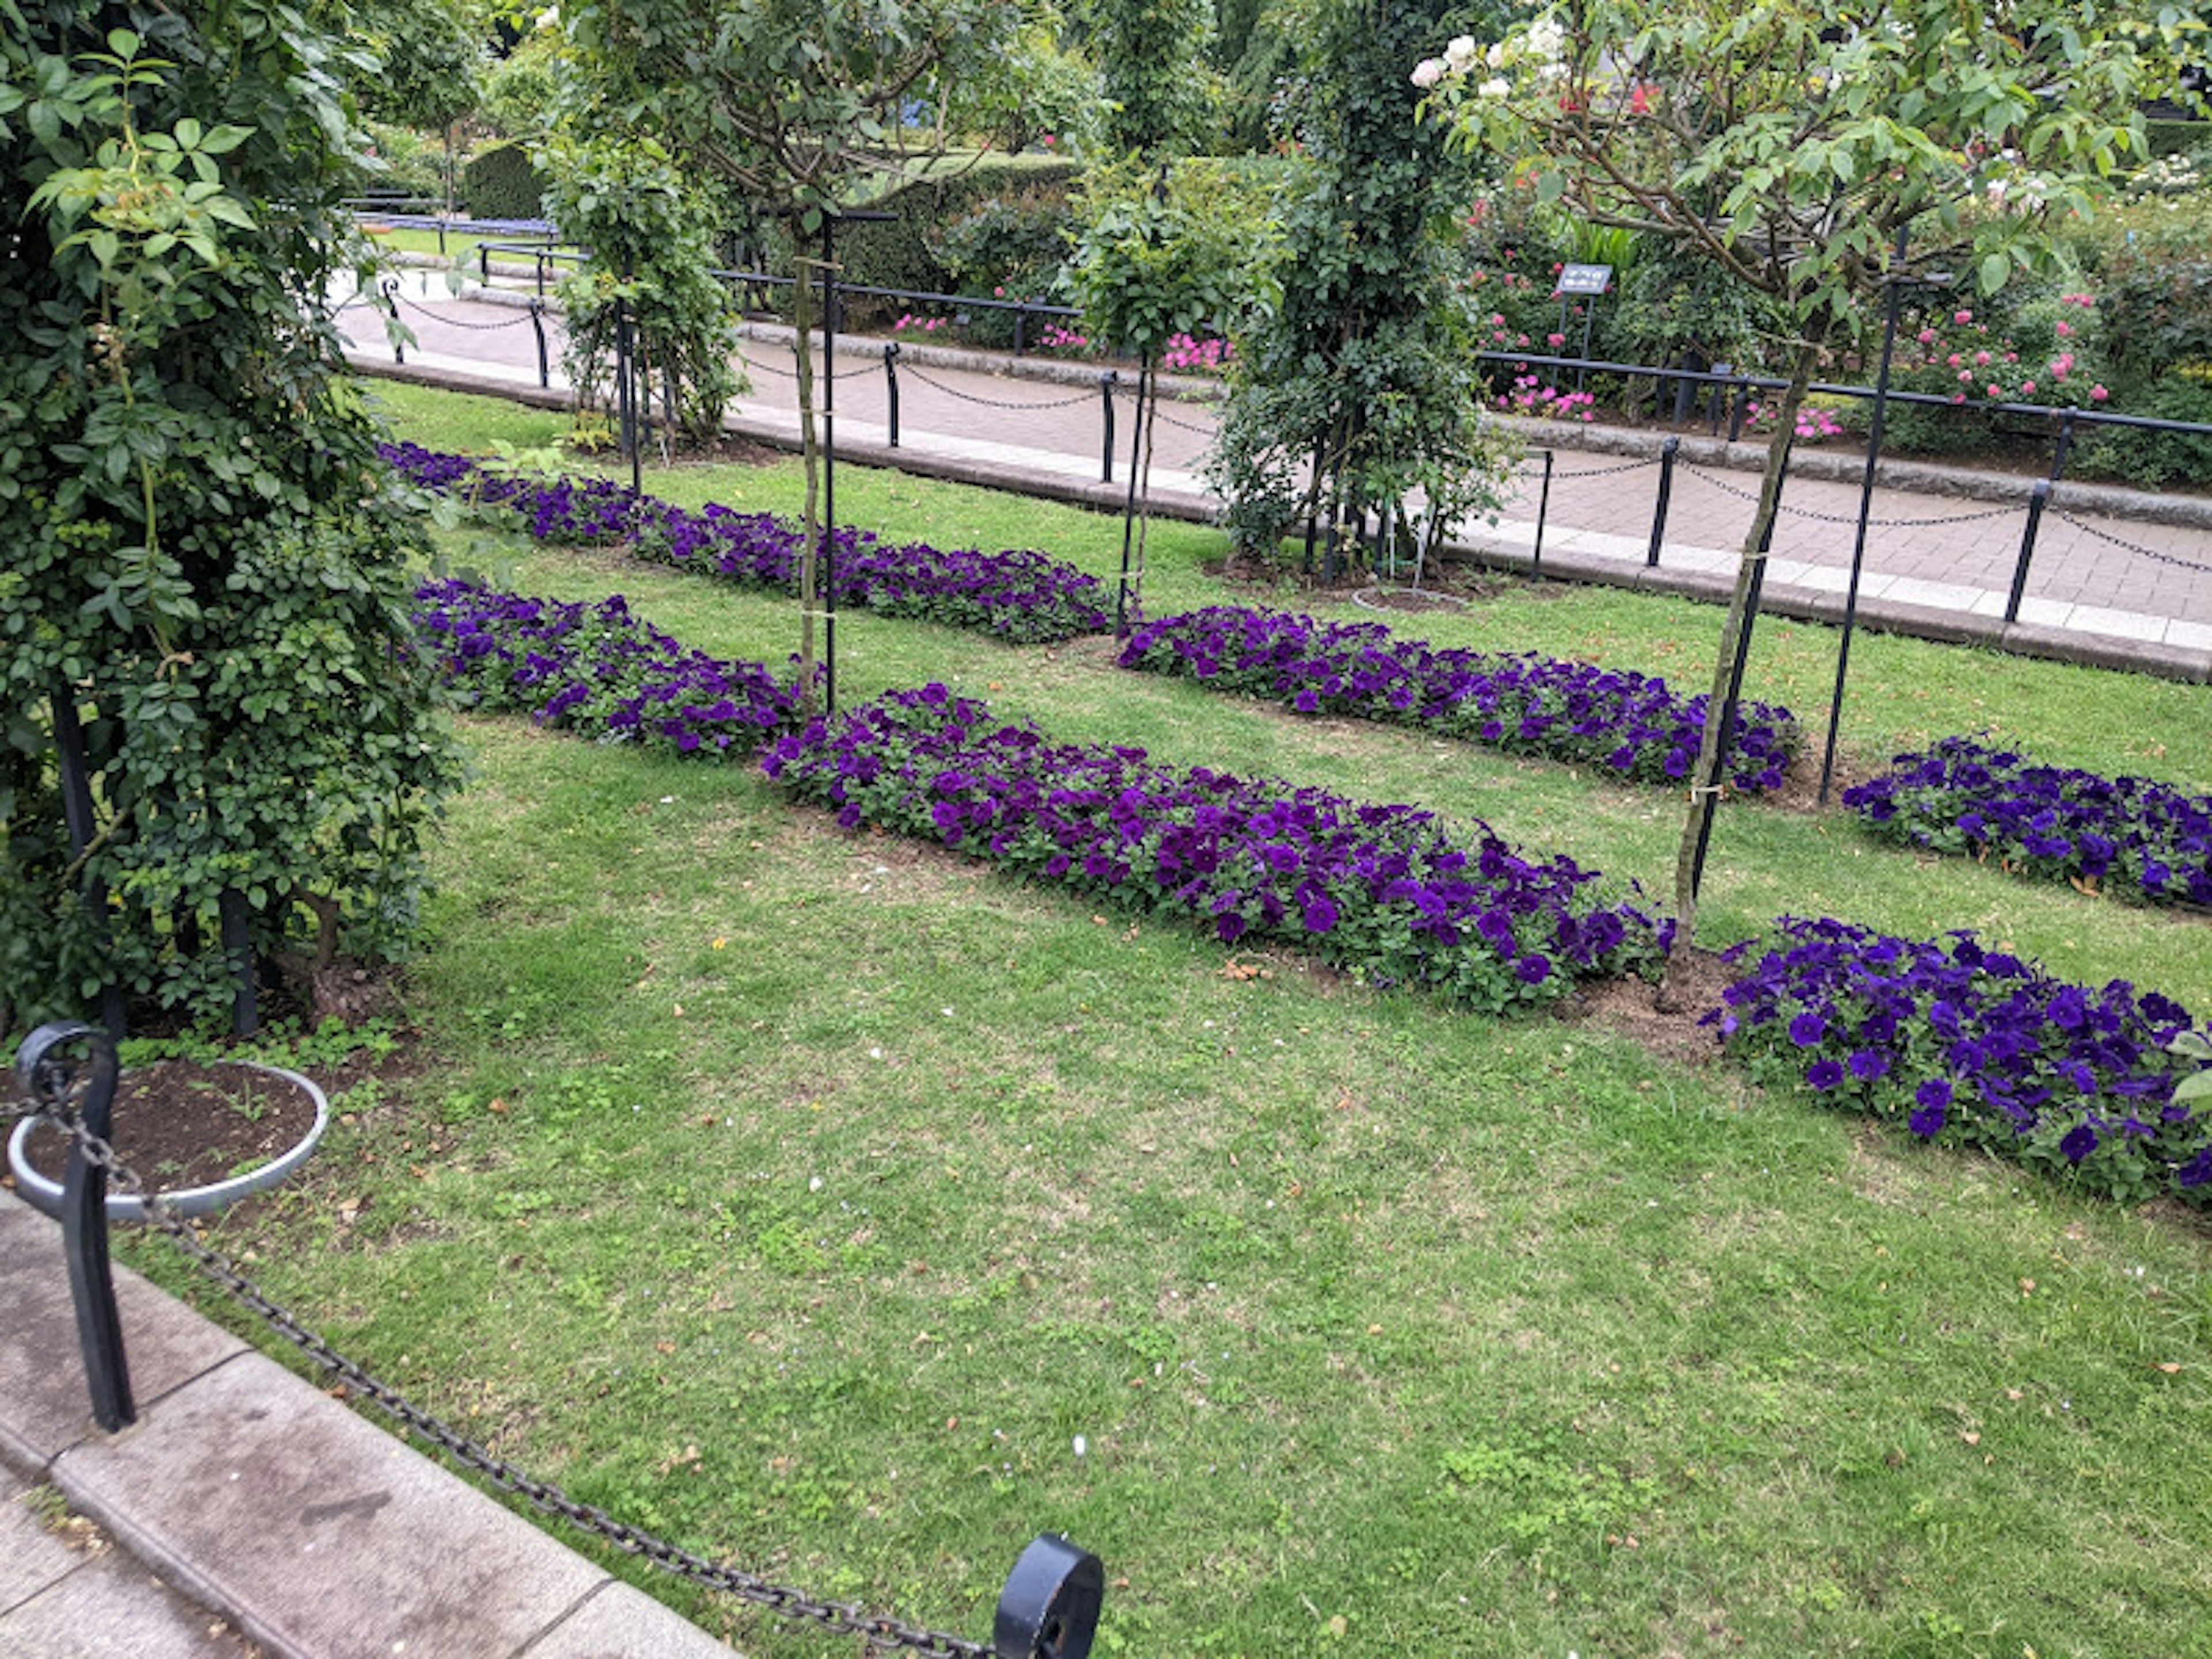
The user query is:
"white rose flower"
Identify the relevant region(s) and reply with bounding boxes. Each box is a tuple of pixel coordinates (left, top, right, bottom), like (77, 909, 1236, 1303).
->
(1477, 77, 1512, 99)
(1444, 35, 1478, 73)
(1486, 41, 1506, 67)
(1410, 58, 1446, 89)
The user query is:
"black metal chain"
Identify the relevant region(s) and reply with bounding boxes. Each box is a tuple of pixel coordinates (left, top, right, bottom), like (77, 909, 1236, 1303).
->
(1680, 463, 2016, 527)
(746, 354, 879, 382)
(904, 365, 1096, 411)
(391, 293, 537, 332)
(13, 1092, 991, 1658)
(1130, 400, 1220, 437)
(1524, 456, 1658, 481)
(2053, 508, 2212, 575)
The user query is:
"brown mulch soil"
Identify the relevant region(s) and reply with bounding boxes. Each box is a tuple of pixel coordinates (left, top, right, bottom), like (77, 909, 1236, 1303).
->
(15, 1059, 322, 1195)
(1559, 944, 1741, 1067)
(567, 430, 784, 469)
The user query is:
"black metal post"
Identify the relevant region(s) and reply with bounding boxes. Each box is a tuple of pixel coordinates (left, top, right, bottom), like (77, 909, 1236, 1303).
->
(1727, 374, 1749, 443)
(1819, 227, 1909, 805)
(821, 214, 838, 715)
(1708, 363, 1730, 436)
(1687, 465, 1790, 910)
(1646, 436, 1680, 567)
(528, 298, 549, 389)
(615, 293, 639, 491)
(1575, 300, 1596, 395)
(50, 692, 127, 1037)
(218, 887, 259, 1037)
(994, 1534, 1104, 1659)
(2005, 480, 2051, 624)
(1013, 305, 1028, 357)
(1529, 449, 1554, 581)
(20, 1024, 135, 1433)
(884, 343, 901, 448)
(1100, 372, 1117, 485)
(1113, 361, 1150, 635)
(2050, 410, 2078, 482)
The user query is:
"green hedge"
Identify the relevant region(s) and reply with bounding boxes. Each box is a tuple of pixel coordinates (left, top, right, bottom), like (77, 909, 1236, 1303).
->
(463, 141, 549, 222)
(2145, 118, 2211, 157)
(832, 156, 1084, 308)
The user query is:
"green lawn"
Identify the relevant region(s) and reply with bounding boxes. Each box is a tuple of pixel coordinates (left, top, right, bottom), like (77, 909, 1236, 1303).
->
(137, 381, 2212, 1658)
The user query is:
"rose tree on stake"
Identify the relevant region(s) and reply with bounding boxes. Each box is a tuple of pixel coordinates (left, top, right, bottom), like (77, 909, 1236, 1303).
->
(1419, 0, 2187, 991)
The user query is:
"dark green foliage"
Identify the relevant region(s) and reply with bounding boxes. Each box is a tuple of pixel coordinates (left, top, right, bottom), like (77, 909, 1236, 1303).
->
(923, 189, 1074, 342)
(540, 136, 744, 441)
(830, 157, 1084, 315)
(1, 0, 461, 1029)
(2076, 369, 2212, 487)
(2144, 118, 2211, 156)
(462, 138, 547, 219)
(336, 0, 483, 132)
(1085, 0, 1221, 155)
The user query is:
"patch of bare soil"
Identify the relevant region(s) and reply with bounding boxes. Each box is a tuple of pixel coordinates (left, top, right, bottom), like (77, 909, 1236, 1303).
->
(567, 430, 784, 469)
(15, 1059, 323, 1194)
(1559, 945, 1739, 1069)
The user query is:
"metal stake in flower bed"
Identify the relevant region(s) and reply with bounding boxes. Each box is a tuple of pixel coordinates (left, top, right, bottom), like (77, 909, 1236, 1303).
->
(1820, 228, 1926, 806)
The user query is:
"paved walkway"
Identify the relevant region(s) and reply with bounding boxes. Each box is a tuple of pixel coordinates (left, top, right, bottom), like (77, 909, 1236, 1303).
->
(338, 268, 2212, 682)
(0, 1189, 740, 1658)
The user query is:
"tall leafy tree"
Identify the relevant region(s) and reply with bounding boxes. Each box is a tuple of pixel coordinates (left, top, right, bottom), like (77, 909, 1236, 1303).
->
(1427, 0, 2188, 980)
(1208, 0, 1517, 579)
(558, 0, 1014, 703)
(1, 0, 460, 1030)
(1084, 0, 1221, 154)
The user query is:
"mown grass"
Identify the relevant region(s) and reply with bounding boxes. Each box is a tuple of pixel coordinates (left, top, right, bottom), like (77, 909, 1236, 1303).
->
(128, 380, 2212, 1658)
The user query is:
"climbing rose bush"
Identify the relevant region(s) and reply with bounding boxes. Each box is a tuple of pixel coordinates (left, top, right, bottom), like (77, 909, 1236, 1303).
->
(762, 685, 1671, 1013)
(1119, 606, 1800, 793)
(1712, 916, 2212, 1206)
(1843, 736, 2212, 909)
(410, 579, 810, 753)
(383, 444, 1112, 643)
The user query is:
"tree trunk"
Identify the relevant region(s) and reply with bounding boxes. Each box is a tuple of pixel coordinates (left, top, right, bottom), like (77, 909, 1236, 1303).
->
(1130, 374, 1163, 622)
(1663, 324, 1827, 991)
(791, 244, 821, 710)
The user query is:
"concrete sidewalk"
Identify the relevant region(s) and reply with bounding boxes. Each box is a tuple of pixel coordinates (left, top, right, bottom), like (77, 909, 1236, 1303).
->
(339, 272, 2212, 683)
(0, 1189, 738, 1659)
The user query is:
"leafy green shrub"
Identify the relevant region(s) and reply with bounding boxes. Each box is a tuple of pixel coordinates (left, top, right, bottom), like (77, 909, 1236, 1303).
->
(830, 157, 1084, 317)
(361, 119, 449, 202)
(539, 136, 744, 442)
(923, 189, 1073, 343)
(3, 6, 460, 1029)
(2075, 366, 2212, 487)
(462, 139, 547, 221)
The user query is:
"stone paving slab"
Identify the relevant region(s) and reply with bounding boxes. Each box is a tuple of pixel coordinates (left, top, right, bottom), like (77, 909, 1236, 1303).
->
(1, 1547, 256, 1658)
(0, 1192, 246, 1471)
(0, 1191, 736, 1659)
(520, 1581, 745, 1659)
(55, 1350, 607, 1658)
(1, 1471, 88, 1608)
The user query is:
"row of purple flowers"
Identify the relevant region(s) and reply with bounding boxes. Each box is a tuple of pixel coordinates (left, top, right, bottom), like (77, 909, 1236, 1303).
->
(381, 443, 1112, 645)
(408, 578, 810, 752)
(1118, 606, 1800, 794)
(1715, 918, 2210, 1205)
(1843, 736, 2212, 910)
(762, 684, 1672, 1015)
(411, 581, 2212, 1207)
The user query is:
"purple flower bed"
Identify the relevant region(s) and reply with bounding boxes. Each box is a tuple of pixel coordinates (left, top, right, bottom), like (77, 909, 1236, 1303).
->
(1843, 736, 2212, 909)
(1712, 916, 2212, 1206)
(1118, 606, 1800, 793)
(410, 578, 808, 755)
(382, 442, 1111, 644)
(762, 685, 1672, 1013)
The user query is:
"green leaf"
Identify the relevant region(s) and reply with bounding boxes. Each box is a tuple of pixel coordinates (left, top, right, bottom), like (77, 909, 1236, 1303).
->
(1977, 251, 2009, 295)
